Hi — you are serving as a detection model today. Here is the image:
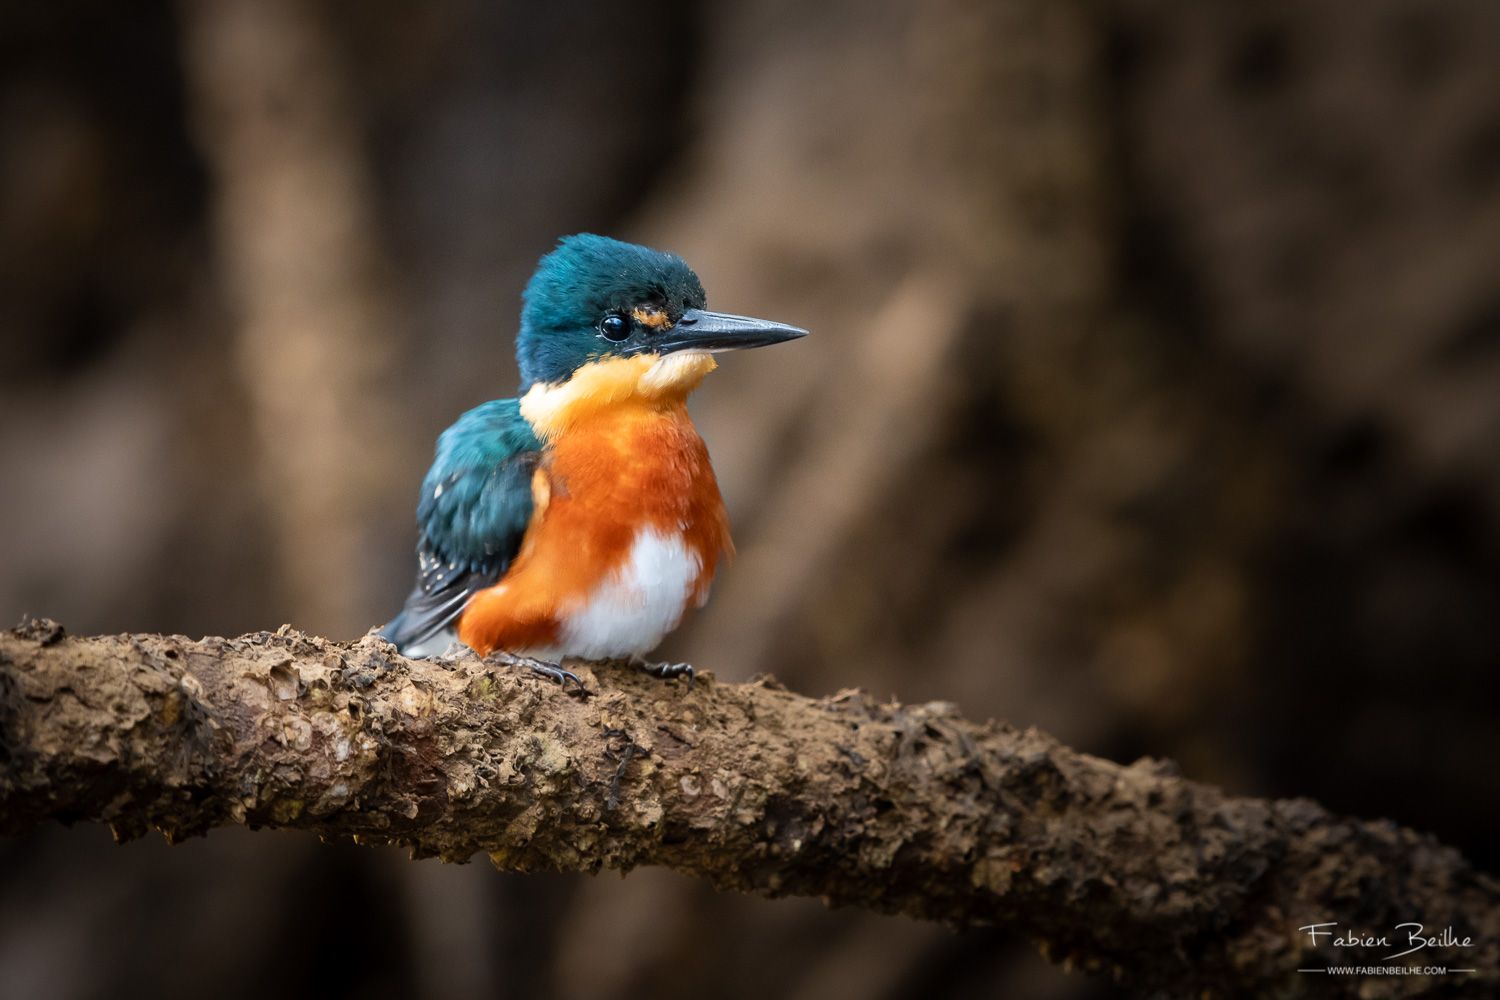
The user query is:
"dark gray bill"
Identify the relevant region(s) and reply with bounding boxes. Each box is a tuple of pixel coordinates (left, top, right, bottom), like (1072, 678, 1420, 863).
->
(652, 308, 808, 354)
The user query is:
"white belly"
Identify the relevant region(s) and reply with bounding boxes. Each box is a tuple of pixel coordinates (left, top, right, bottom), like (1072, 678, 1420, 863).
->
(538, 528, 703, 660)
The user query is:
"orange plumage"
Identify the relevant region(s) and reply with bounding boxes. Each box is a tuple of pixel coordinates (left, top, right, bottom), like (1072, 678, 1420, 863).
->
(457, 354, 732, 657)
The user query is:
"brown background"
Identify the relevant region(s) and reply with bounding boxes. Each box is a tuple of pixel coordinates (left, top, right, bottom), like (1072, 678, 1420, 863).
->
(1, 1, 1497, 997)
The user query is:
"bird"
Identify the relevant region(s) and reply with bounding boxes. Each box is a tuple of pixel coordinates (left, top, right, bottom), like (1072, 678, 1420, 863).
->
(379, 234, 807, 686)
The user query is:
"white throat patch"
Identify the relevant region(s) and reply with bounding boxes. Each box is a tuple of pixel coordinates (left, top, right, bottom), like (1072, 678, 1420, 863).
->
(519, 352, 717, 440)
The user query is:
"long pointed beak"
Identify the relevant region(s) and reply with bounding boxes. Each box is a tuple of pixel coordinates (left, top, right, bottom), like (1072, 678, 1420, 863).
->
(653, 308, 808, 354)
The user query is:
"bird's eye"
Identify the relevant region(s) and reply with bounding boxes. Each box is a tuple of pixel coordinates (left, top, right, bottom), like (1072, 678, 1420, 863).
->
(600, 314, 630, 341)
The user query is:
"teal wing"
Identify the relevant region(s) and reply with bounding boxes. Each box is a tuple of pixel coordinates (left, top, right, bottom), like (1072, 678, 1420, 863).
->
(380, 398, 542, 656)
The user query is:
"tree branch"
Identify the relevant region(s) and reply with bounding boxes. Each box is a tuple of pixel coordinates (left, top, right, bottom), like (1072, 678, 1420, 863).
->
(1, 620, 1494, 997)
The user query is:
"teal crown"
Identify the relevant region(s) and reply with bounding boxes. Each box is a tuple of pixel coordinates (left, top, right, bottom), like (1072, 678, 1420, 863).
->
(516, 234, 706, 388)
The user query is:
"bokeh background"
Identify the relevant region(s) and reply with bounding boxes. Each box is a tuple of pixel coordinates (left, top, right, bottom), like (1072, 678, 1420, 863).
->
(3, 0, 1499, 997)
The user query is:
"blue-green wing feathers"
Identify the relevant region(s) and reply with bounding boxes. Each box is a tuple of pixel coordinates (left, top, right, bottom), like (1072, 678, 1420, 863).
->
(380, 399, 541, 656)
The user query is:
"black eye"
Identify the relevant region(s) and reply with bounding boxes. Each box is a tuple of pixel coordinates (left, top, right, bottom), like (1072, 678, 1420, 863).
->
(600, 314, 630, 341)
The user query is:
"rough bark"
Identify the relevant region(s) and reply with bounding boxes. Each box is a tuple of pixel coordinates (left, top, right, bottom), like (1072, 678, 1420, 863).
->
(0, 620, 1494, 999)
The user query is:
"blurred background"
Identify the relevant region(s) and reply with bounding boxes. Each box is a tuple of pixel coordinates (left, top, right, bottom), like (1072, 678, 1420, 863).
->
(2, 0, 1498, 997)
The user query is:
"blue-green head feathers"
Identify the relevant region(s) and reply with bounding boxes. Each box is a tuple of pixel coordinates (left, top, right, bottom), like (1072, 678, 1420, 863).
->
(516, 234, 707, 388)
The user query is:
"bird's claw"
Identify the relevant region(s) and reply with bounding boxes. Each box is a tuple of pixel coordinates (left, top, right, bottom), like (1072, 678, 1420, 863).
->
(527, 659, 585, 690)
(487, 652, 589, 695)
(635, 659, 695, 687)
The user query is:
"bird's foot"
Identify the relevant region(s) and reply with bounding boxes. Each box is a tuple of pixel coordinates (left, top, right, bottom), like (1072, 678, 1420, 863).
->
(485, 651, 589, 695)
(632, 658, 695, 687)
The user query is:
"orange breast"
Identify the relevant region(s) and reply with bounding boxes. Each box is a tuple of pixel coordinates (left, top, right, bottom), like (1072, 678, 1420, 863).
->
(457, 402, 732, 657)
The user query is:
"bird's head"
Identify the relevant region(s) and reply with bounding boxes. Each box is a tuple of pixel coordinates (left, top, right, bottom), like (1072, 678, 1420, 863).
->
(515, 234, 806, 390)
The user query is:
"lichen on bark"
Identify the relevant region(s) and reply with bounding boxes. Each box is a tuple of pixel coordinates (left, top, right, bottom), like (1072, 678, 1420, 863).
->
(1, 620, 1495, 999)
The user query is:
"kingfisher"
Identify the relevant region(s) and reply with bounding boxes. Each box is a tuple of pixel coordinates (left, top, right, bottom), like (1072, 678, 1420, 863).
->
(379, 234, 806, 686)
